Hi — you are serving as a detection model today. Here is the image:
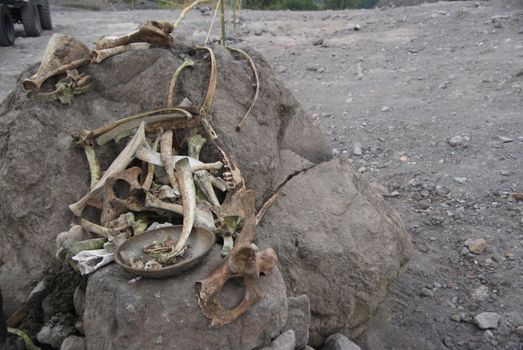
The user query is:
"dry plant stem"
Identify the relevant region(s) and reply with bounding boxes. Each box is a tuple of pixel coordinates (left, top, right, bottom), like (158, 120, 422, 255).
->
(81, 107, 192, 142)
(145, 193, 216, 233)
(91, 42, 151, 63)
(197, 46, 217, 114)
(172, 0, 206, 31)
(160, 129, 178, 189)
(167, 58, 194, 108)
(255, 191, 284, 226)
(142, 132, 162, 191)
(220, 0, 226, 46)
(227, 47, 260, 131)
(69, 122, 146, 217)
(80, 219, 113, 238)
(7, 328, 41, 350)
(81, 143, 101, 190)
(205, 0, 221, 45)
(95, 109, 194, 146)
(135, 147, 223, 171)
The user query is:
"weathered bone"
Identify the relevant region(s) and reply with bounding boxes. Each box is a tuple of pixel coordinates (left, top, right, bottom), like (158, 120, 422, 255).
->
(187, 134, 221, 206)
(142, 132, 162, 191)
(22, 34, 91, 92)
(80, 219, 115, 238)
(160, 130, 178, 189)
(101, 167, 144, 225)
(96, 21, 174, 50)
(135, 146, 223, 172)
(194, 190, 278, 326)
(145, 192, 215, 233)
(91, 42, 151, 63)
(69, 122, 146, 217)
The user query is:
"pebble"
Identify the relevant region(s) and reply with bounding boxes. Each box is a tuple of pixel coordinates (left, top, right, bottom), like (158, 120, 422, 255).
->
(381, 106, 390, 112)
(472, 285, 489, 301)
(435, 185, 450, 196)
(474, 312, 500, 329)
(388, 191, 400, 197)
(358, 166, 367, 173)
(353, 24, 361, 31)
(450, 314, 462, 322)
(420, 287, 434, 297)
(448, 134, 470, 147)
(499, 170, 511, 176)
(312, 38, 324, 46)
(498, 136, 514, 143)
(352, 142, 363, 156)
(453, 177, 467, 184)
(515, 326, 523, 335)
(466, 238, 487, 254)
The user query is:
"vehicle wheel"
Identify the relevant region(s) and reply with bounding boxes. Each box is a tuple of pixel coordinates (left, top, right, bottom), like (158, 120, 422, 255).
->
(39, 0, 52, 30)
(0, 4, 15, 46)
(21, 3, 41, 37)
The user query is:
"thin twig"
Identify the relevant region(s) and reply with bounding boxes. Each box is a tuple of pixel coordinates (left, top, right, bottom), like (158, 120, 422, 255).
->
(197, 46, 218, 115)
(172, 0, 206, 32)
(255, 191, 284, 225)
(220, 0, 226, 46)
(227, 47, 260, 131)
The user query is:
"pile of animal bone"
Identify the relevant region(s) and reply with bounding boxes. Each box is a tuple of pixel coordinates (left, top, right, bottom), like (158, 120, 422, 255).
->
(32, 16, 280, 325)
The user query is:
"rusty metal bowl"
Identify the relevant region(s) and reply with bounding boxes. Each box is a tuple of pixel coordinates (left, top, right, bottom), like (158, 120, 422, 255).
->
(114, 225, 215, 278)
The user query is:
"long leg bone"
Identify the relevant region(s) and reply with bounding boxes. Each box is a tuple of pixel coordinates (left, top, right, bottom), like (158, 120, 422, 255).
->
(171, 158, 196, 256)
(135, 146, 223, 172)
(194, 190, 278, 326)
(96, 21, 174, 50)
(69, 122, 146, 217)
(91, 42, 151, 63)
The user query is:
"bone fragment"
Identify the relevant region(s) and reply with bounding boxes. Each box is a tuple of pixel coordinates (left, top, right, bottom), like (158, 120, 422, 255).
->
(135, 146, 223, 172)
(91, 42, 151, 63)
(142, 132, 162, 191)
(96, 21, 174, 50)
(72, 249, 114, 275)
(80, 219, 114, 238)
(69, 122, 146, 217)
(160, 129, 178, 189)
(187, 134, 221, 206)
(255, 191, 284, 226)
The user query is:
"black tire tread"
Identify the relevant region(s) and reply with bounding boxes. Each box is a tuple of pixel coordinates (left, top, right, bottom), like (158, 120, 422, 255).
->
(21, 3, 41, 37)
(39, 0, 52, 30)
(0, 4, 15, 46)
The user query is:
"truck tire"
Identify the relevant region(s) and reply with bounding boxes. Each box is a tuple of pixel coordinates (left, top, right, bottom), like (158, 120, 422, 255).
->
(0, 4, 15, 47)
(39, 0, 52, 30)
(21, 3, 41, 37)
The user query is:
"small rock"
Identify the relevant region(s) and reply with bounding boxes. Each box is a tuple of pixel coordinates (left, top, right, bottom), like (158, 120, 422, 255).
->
(353, 24, 361, 31)
(283, 295, 310, 350)
(453, 177, 467, 184)
(277, 66, 287, 74)
(306, 66, 318, 72)
(358, 167, 367, 173)
(474, 312, 500, 329)
(37, 316, 76, 349)
(515, 326, 523, 335)
(498, 136, 514, 143)
(254, 29, 264, 36)
(472, 285, 489, 301)
(262, 330, 295, 350)
(499, 170, 512, 176)
(381, 106, 390, 112)
(439, 81, 450, 89)
(420, 288, 434, 298)
(448, 135, 470, 147)
(352, 142, 363, 156)
(435, 185, 450, 196)
(313, 38, 324, 46)
(466, 239, 487, 254)
(450, 314, 462, 322)
(388, 191, 400, 197)
(60, 336, 87, 350)
(322, 333, 361, 350)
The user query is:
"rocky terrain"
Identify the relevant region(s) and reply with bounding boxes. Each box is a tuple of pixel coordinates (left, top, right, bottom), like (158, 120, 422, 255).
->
(1, 0, 522, 349)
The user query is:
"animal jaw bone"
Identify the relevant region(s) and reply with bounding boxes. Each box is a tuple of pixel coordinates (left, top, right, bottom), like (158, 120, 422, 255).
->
(96, 21, 174, 50)
(69, 122, 146, 217)
(91, 42, 152, 63)
(194, 190, 278, 326)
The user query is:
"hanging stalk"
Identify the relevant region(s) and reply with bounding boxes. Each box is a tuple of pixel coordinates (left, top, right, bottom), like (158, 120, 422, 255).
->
(227, 46, 260, 131)
(205, 0, 221, 44)
(172, 0, 206, 32)
(220, 0, 226, 46)
(196, 46, 218, 115)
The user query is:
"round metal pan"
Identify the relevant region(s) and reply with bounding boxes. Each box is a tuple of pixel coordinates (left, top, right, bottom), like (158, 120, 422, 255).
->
(114, 225, 215, 278)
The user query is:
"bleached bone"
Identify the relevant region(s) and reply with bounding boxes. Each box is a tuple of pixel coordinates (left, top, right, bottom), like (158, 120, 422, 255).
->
(56, 225, 90, 260)
(22, 34, 91, 92)
(145, 192, 216, 233)
(96, 21, 174, 50)
(135, 146, 223, 172)
(69, 122, 146, 217)
(101, 167, 144, 225)
(194, 190, 278, 326)
(160, 129, 178, 189)
(91, 42, 151, 63)
(72, 249, 114, 275)
(187, 134, 220, 206)
(171, 158, 196, 258)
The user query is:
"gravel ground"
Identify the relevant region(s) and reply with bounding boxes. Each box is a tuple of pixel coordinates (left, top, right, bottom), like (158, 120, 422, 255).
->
(1, 0, 522, 349)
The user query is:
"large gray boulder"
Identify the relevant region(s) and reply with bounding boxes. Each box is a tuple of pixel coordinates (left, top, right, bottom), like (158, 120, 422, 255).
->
(0, 41, 330, 314)
(256, 158, 413, 347)
(83, 246, 288, 350)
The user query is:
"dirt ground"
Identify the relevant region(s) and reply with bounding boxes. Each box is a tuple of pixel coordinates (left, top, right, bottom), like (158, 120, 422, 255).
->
(1, 0, 523, 349)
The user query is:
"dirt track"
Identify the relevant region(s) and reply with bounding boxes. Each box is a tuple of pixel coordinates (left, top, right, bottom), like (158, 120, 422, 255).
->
(1, 1, 523, 349)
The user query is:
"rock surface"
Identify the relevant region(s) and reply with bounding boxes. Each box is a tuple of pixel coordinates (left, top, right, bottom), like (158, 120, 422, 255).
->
(83, 246, 288, 350)
(474, 312, 500, 330)
(262, 330, 296, 350)
(322, 333, 361, 350)
(257, 158, 412, 346)
(283, 295, 311, 350)
(0, 43, 330, 314)
(61, 335, 87, 350)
